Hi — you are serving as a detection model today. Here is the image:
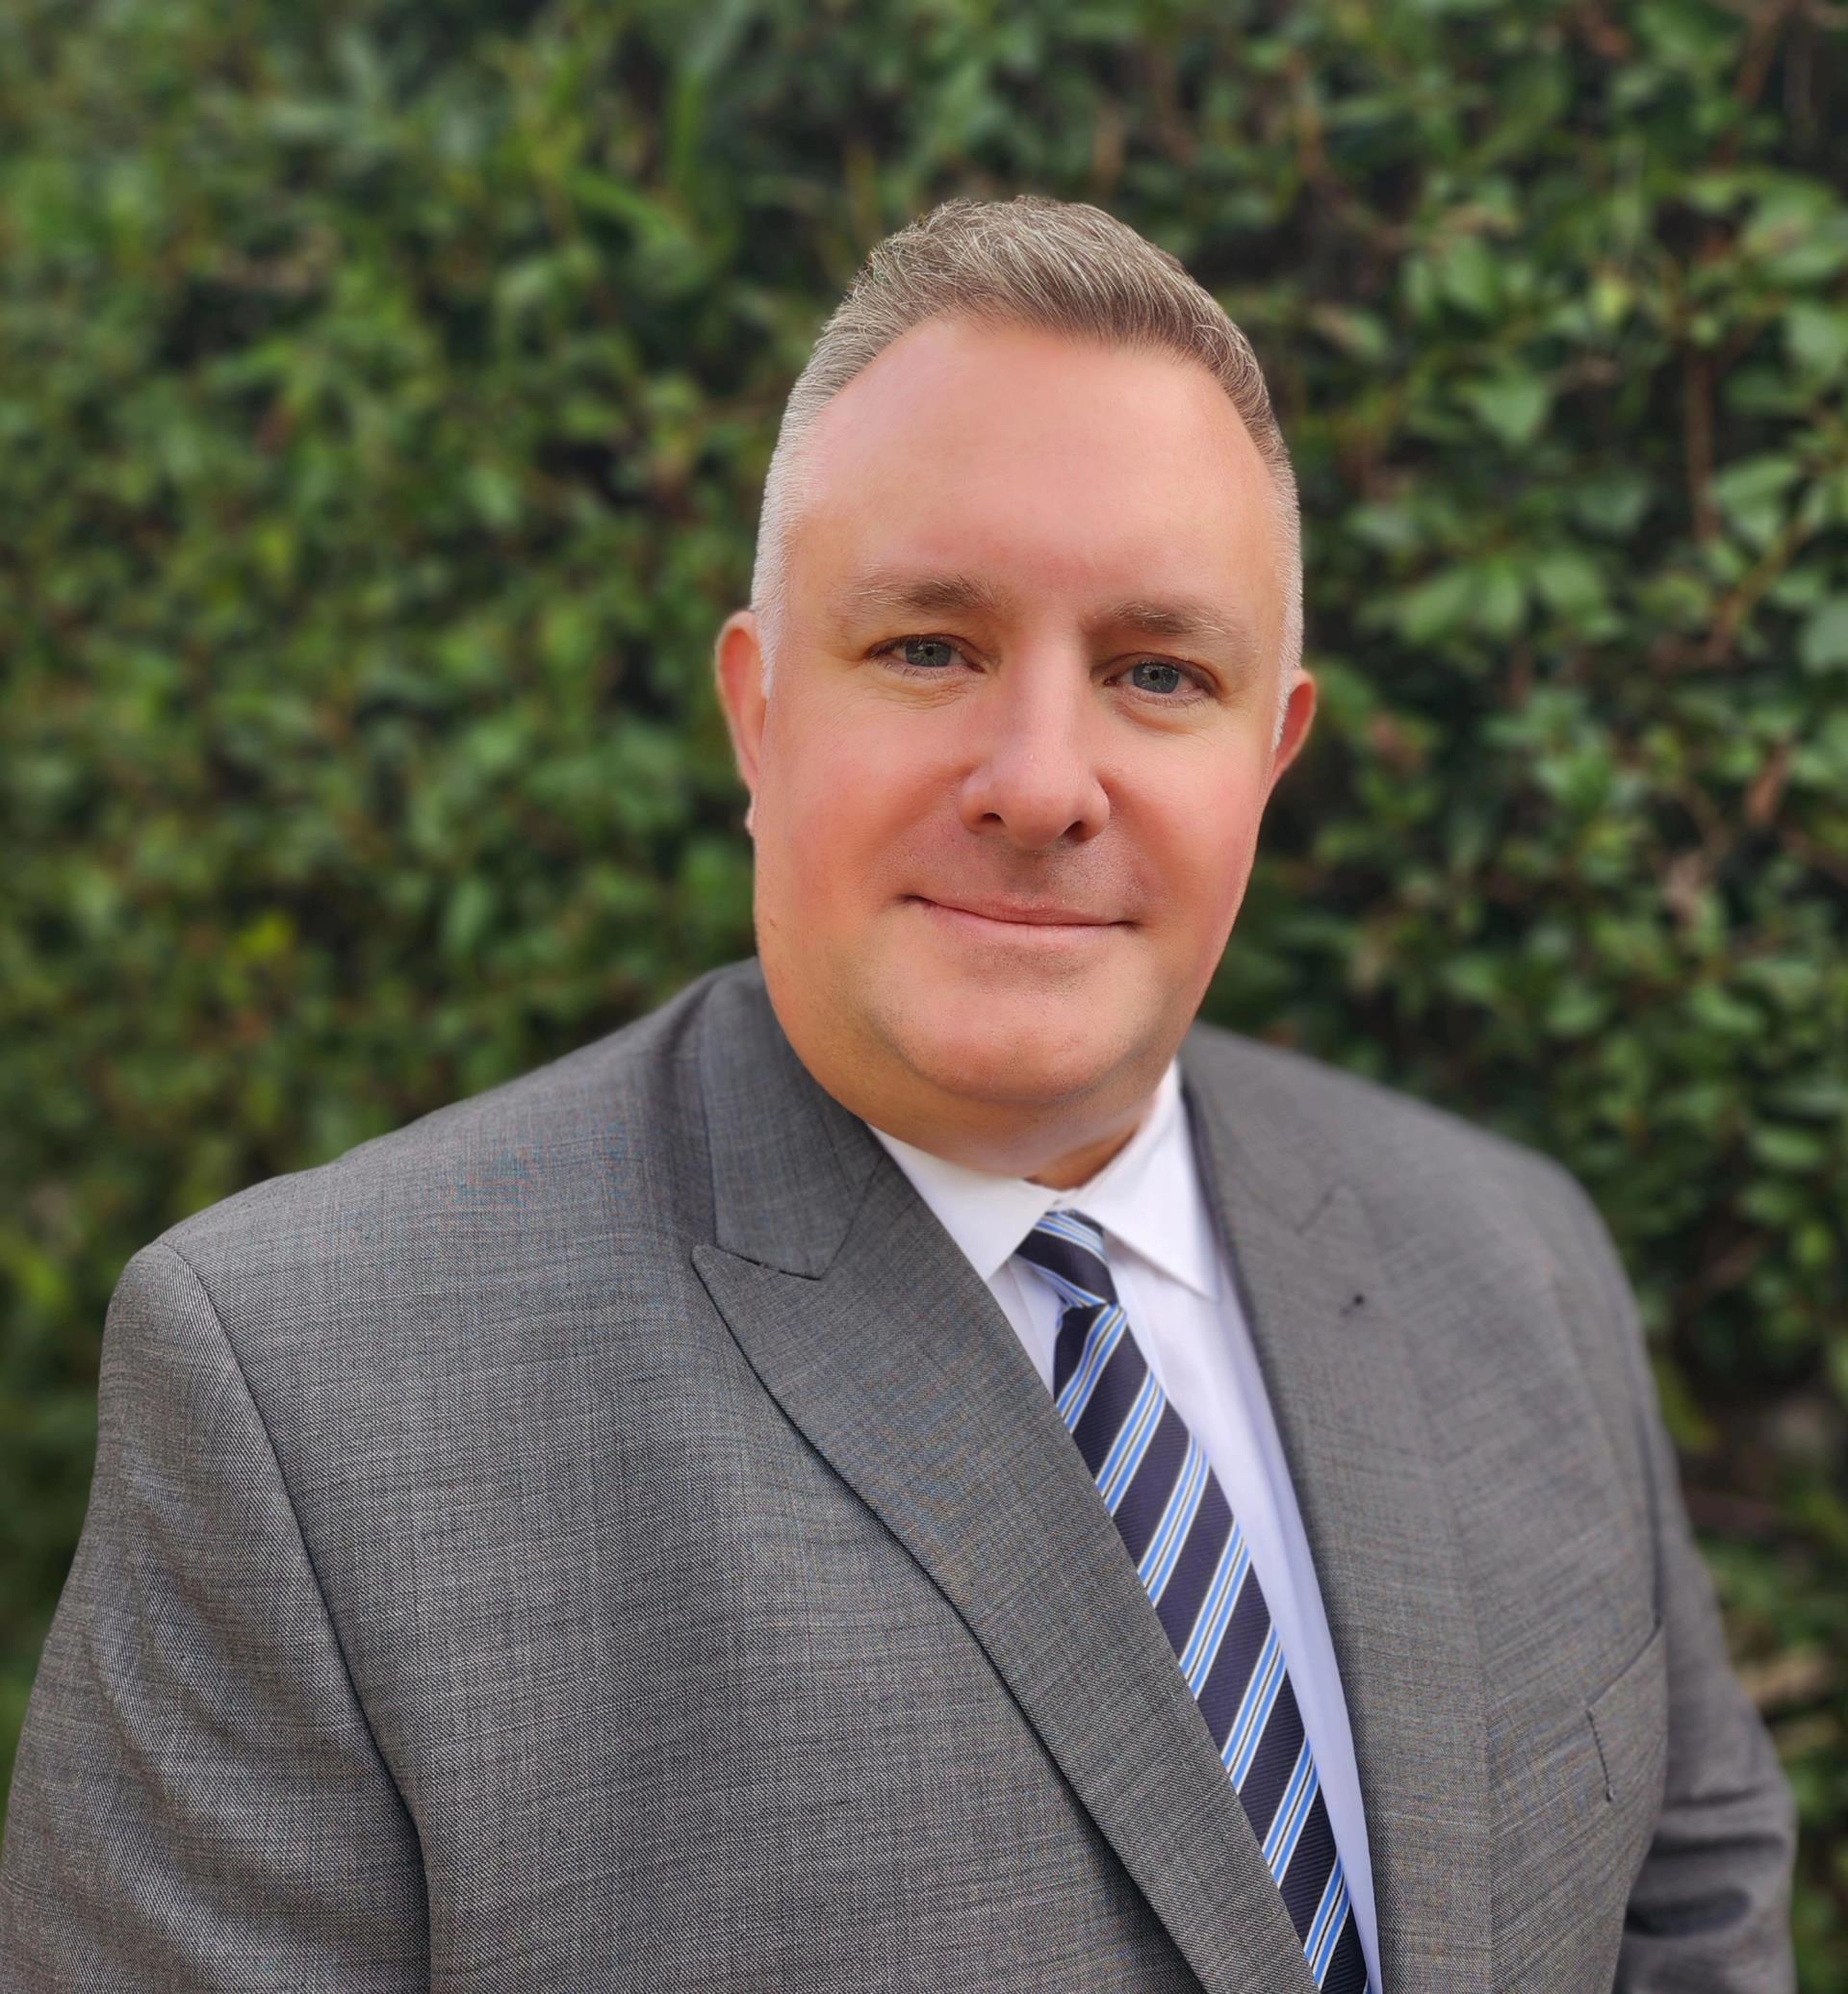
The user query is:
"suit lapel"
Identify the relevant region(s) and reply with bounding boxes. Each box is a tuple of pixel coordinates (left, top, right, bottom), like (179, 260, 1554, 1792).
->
(1179, 1034, 1493, 1993)
(689, 966, 1315, 1994)
(685, 961, 1493, 1990)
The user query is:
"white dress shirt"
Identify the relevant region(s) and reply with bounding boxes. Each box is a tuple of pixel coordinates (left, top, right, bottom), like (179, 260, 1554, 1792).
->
(867, 1059, 1382, 1992)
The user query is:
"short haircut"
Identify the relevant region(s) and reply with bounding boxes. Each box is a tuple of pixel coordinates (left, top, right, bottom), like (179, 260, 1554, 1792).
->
(749, 193, 1303, 746)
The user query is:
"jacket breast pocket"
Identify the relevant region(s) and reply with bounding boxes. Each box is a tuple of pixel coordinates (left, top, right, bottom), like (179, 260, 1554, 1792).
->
(1586, 1615, 1669, 1878)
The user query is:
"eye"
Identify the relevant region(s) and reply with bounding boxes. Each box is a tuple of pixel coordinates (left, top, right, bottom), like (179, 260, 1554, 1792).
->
(1121, 659, 1213, 701)
(877, 636, 967, 674)
(872, 637, 1206, 700)
(1126, 661, 1186, 697)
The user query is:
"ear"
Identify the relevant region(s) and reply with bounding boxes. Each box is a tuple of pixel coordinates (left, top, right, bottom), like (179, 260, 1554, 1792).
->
(713, 609, 769, 833)
(1266, 669, 1318, 792)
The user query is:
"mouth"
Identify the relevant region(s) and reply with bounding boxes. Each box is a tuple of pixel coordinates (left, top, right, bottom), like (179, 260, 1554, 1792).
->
(905, 895, 1126, 939)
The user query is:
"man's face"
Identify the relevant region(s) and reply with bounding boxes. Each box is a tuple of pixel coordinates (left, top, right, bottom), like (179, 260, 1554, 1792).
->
(716, 315, 1314, 1169)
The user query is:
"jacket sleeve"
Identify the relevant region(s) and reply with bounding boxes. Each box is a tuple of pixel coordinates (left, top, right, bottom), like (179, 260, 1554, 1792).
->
(0, 1241, 428, 1991)
(1550, 1164, 1799, 1991)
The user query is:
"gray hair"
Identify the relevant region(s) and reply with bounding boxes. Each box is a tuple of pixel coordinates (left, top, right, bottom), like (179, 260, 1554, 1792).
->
(748, 193, 1304, 749)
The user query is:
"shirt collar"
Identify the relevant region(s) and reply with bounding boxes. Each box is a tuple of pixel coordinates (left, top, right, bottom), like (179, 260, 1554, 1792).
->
(865, 1059, 1221, 1301)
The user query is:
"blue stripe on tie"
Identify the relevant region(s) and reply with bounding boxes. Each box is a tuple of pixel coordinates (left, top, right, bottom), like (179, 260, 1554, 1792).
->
(1322, 1914, 1366, 1992)
(1305, 1857, 1348, 1977)
(1312, 1875, 1357, 1987)
(1037, 1209, 1106, 1258)
(1114, 1404, 1189, 1568)
(1055, 1304, 1126, 1424)
(1179, 1527, 1250, 1687)
(1096, 1372, 1164, 1508)
(1140, 1436, 1208, 1598)
(1034, 1262, 1106, 1315)
(1262, 1738, 1316, 1870)
(1270, 1757, 1321, 1884)
(1223, 1627, 1287, 1784)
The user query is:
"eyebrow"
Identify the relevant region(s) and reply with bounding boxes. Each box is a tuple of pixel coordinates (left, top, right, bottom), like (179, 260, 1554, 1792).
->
(826, 567, 1263, 669)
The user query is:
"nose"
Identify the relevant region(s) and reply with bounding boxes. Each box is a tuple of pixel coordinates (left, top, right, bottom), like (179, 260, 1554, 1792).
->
(956, 644, 1111, 849)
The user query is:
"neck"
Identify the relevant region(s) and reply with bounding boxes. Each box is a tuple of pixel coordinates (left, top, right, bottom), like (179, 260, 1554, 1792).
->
(857, 1072, 1163, 1188)
(1025, 1119, 1143, 1189)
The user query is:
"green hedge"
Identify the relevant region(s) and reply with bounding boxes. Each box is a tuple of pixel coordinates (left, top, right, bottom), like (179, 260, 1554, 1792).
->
(3, 0, 1844, 1973)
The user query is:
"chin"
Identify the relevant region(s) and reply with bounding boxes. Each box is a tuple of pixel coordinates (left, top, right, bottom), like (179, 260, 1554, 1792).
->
(881, 985, 1142, 1110)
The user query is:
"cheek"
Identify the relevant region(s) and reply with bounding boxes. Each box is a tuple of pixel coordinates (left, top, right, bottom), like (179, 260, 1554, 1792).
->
(759, 703, 940, 911)
(1137, 761, 1267, 936)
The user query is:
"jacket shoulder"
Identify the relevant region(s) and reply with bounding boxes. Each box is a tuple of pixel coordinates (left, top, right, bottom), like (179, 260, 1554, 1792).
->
(1182, 1016, 1587, 1243)
(1184, 1019, 1645, 1467)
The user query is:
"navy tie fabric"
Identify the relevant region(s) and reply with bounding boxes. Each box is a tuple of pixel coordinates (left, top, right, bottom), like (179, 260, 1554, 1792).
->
(1014, 1209, 1370, 1993)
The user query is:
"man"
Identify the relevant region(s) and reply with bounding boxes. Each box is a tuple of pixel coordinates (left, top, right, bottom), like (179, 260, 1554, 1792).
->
(1, 195, 1796, 1990)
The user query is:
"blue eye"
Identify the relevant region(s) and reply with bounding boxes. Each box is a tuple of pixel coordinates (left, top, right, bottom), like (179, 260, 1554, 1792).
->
(1129, 661, 1185, 695)
(877, 638, 1201, 700)
(895, 637, 960, 670)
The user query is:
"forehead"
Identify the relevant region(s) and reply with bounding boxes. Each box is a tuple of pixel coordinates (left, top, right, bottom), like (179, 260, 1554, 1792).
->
(785, 316, 1282, 619)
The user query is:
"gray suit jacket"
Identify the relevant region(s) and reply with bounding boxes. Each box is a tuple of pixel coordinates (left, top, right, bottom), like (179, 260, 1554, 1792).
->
(1, 957, 1796, 1991)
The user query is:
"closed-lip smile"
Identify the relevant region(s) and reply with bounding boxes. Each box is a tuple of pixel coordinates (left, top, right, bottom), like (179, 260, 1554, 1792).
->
(910, 895, 1122, 927)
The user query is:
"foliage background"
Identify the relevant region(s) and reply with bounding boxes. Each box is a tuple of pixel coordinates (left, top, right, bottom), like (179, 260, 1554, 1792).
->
(3, 0, 1845, 1974)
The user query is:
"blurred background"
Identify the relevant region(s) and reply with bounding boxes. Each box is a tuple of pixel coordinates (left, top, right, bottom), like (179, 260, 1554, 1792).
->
(3, 0, 1845, 1975)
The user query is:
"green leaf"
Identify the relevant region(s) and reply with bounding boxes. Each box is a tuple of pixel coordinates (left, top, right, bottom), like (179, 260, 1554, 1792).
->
(1711, 454, 1802, 547)
(1474, 557, 1527, 638)
(1784, 302, 1848, 380)
(1461, 372, 1551, 447)
(1437, 235, 1502, 320)
(1798, 600, 1848, 675)
(1749, 1124, 1833, 1173)
(1573, 472, 1653, 538)
(1308, 304, 1392, 364)
(440, 877, 496, 963)
(1532, 550, 1608, 619)
(1395, 568, 1476, 646)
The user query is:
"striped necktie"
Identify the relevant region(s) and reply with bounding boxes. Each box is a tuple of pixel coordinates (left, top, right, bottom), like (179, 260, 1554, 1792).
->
(1014, 1208, 1370, 1993)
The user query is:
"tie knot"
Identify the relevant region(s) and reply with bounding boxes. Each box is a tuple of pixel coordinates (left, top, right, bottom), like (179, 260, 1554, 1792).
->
(1014, 1208, 1118, 1312)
